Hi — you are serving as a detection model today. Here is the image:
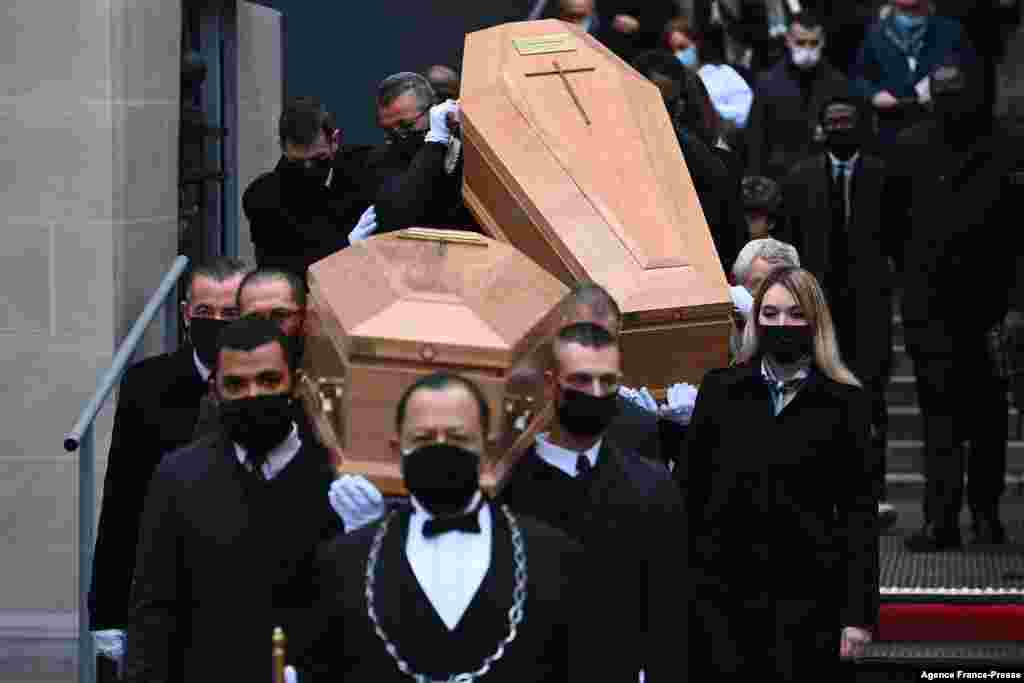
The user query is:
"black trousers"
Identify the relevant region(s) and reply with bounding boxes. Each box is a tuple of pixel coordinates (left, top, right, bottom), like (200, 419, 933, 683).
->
(906, 331, 1008, 525)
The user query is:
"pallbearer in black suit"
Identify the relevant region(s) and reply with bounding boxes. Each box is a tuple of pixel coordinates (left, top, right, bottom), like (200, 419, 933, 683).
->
(679, 266, 878, 679)
(498, 323, 687, 683)
(124, 316, 341, 683)
(89, 257, 249, 633)
(293, 372, 588, 682)
(781, 96, 897, 528)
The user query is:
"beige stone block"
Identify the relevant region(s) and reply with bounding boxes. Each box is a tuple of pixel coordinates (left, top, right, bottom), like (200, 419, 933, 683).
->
(0, 221, 50, 333)
(0, 459, 79, 611)
(53, 221, 115, 346)
(0, 98, 114, 222)
(109, 0, 181, 103)
(0, 0, 111, 100)
(113, 217, 180, 359)
(0, 344, 114, 463)
(112, 102, 180, 222)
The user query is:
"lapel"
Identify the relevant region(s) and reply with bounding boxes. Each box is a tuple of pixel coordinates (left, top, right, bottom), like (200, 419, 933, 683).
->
(454, 500, 512, 640)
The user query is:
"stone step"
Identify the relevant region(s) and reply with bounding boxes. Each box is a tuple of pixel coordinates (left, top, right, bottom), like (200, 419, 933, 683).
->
(886, 440, 1024, 479)
(887, 406, 1022, 441)
(886, 375, 918, 406)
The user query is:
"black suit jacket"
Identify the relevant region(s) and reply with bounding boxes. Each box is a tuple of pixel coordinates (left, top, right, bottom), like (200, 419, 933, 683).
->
(242, 145, 373, 281)
(124, 431, 342, 683)
(610, 395, 662, 466)
(746, 59, 851, 180)
(781, 153, 894, 385)
(888, 119, 1024, 353)
(677, 361, 878, 630)
(89, 346, 208, 630)
(293, 501, 589, 682)
(363, 140, 478, 234)
(498, 441, 687, 682)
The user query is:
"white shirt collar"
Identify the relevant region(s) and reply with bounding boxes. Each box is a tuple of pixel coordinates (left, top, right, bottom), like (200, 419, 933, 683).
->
(827, 150, 860, 170)
(761, 357, 811, 385)
(534, 433, 602, 478)
(192, 350, 212, 382)
(406, 491, 492, 631)
(233, 422, 301, 480)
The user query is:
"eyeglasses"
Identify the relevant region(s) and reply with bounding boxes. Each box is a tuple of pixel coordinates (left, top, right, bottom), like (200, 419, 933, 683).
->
(251, 308, 302, 326)
(385, 108, 429, 139)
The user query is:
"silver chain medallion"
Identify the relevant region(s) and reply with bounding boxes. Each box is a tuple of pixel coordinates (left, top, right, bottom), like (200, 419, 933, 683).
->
(365, 503, 528, 683)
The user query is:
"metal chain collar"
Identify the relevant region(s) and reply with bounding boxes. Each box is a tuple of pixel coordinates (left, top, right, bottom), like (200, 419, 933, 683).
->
(365, 503, 528, 683)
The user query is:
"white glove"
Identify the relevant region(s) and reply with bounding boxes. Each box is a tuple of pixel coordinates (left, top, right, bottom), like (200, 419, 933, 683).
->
(729, 285, 754, 320)
(329, 474, 385, 532)
(425, 99, 460, 144)
(659, 383, 699, 425)
(285, 665, 299, 683)
(348, 204, 377, 244)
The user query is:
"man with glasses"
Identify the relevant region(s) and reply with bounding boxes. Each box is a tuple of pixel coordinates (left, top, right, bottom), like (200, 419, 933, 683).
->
(90, 257, 249, 679)
(352, 72, 477, 242)
(243, 96, 373, 280)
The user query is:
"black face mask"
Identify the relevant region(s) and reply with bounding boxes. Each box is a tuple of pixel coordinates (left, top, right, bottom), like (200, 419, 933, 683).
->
(387, 128, 428, 157)
(280, 156, 332, 189)
(188, 317, 231, 369)
(219, 393, 294, 462)
(760, 325, 814, 364)
(402, 443, 480, 517)
(556, 387, 620, 438)
(824, 130, 861, 161)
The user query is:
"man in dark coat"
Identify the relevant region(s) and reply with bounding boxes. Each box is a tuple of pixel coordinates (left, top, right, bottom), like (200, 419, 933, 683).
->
(242, 96, 372, 281)
(633, 50, 748, 271)
(851, 0, 975, 151)
(746, 12, 851, 180)
(356, 72, 477, 239)
(293, 372, 589, 682)
(781, 96, 896, 526)
(89, 257, 248, 635)
(888, 61, 1024, 550)
(124, 317, 342, 683)
(498, 323, 687, 682)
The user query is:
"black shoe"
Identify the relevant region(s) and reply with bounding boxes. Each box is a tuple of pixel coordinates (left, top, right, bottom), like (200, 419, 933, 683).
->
(904, 523, 962, 552)
(970, 515, 1006, 545)
(878, 502, 898, 532)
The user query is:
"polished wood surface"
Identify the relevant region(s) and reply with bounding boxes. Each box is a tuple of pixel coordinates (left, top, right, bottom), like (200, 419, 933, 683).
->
(461, 19, 732, 388)
(302, 229, 568, 494)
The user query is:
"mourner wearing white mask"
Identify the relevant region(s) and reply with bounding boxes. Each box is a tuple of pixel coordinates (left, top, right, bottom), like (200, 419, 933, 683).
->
(293, 372, 590, 682)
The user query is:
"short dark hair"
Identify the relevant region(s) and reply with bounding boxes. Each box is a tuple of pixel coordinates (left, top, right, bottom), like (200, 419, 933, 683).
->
(377, 72, 436, 111)
(791, 10, 825, 33)
(237, 268, 307, 310)
(425, 65, 459, 101)
(185, 256, 250, 301)
(556, 321, 617, 350)
(559, 282, 621, 325)
(632, 51, 716, 144)
(279, 96, 336, 148)
(395, 371, 492, 436)
(215, 314, 297, 374)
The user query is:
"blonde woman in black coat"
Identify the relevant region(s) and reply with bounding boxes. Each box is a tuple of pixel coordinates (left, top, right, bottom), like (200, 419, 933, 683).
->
(678, 266, 878, 680)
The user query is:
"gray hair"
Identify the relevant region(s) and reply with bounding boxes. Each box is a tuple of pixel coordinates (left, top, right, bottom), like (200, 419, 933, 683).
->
(731, 238, 800, 287)
(377, 72, 436, 111)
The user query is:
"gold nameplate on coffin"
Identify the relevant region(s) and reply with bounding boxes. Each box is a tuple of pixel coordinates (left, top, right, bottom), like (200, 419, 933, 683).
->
(300, 229, 568, 495)
(513, 32, 576, 56)
(461, 19, 732, 392)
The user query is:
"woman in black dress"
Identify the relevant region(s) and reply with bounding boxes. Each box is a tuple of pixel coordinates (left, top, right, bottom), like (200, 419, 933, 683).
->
(680, 266, 878, 679)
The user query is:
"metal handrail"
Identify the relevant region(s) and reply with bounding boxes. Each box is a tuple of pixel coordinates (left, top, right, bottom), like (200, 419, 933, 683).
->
(64, 254, 189, 683)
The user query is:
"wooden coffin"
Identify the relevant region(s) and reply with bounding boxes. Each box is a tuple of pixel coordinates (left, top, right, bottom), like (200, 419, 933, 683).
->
(460, 19, 732, 392)
(300, 228, 568, 495)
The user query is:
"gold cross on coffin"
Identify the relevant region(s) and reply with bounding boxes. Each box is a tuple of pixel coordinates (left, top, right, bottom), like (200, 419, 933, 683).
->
(525, 60, 596, 125)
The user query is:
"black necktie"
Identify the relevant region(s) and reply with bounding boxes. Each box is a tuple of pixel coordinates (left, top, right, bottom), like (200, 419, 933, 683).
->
(422, 505, 482, 539)
(576, 454, 593, 479)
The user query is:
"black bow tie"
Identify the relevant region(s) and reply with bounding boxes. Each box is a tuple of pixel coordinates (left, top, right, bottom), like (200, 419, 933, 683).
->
(422, 506, 483, 539)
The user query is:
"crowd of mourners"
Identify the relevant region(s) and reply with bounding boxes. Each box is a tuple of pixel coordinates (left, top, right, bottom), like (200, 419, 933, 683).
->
(86, 1, 1024, 681)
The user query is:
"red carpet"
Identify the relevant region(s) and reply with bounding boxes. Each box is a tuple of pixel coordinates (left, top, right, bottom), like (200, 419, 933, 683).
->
(878, 603, 1024, 642)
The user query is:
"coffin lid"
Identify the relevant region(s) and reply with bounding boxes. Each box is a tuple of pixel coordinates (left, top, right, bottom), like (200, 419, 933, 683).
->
(460, 19, 731, 324)
(307, 229, 568, 371)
